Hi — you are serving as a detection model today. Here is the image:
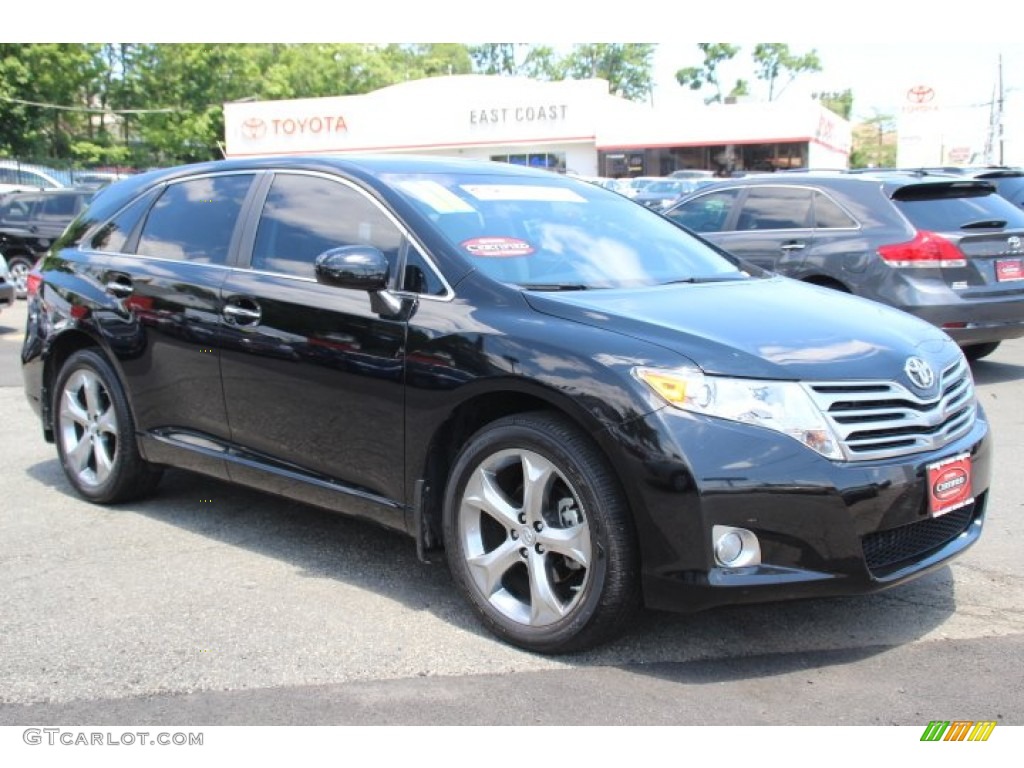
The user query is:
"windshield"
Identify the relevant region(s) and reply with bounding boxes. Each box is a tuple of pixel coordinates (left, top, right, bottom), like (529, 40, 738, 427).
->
(388, 172, 748, 290)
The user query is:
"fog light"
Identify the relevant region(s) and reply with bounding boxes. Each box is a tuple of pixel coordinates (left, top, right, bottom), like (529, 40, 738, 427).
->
(712, 525, 761, 568)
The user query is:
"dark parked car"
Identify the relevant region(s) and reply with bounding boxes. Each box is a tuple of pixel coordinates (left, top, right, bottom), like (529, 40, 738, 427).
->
(0, 257, 15, 311)
(665, 172, 1024, 361)
(0, 187, 95, 297)
(23, 156, 990, 653)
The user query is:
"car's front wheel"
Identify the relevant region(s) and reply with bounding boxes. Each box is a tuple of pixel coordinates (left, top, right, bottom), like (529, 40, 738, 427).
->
(443, 412, 639, 654)
(53, 349, 162, 503)
(6, 255, 34, 299)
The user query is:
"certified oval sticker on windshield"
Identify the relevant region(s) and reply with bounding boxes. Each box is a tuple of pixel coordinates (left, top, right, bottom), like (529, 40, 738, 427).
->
(461, 237, 535, 258)
(926, 453, 973, 517)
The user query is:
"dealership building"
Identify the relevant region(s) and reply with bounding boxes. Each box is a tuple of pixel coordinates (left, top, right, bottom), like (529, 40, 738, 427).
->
(223, 75, 851, 177)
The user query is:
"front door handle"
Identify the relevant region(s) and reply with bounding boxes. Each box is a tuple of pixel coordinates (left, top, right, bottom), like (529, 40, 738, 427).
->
(223, 303, 262, 325)
(780, 241, 806, 251)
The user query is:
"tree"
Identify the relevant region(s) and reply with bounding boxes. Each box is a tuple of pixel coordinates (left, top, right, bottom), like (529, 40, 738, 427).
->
(401, 44, 473, 79)
(815, 89, 854, 120)
(752, 44, 822, 101)
(470, 44, 519, 76)
(675, 43, 741, 104)
(0, 44, 106, 159)
(561, 44, 655, 102)
(519, 46, 561, 81)
(850, 111, 896, 168)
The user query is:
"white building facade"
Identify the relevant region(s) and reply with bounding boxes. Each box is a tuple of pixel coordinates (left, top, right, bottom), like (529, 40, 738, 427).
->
(223, 75, 851, 176)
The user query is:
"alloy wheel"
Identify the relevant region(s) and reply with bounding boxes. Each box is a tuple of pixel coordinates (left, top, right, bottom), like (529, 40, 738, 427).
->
(58, 368, 119, 489)
(458, 448, 592, 627)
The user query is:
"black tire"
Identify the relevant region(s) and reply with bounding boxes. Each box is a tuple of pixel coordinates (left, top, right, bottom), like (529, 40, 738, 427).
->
(6, 254, 34, 299)
(443, 411, 639, 654)
(963, 342, 1001, 362)
(53, 349, 162, 503)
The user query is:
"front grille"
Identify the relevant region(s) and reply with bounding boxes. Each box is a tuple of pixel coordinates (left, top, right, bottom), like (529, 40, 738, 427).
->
(862, 504, 976, 575)
(805, 357, 976, 461)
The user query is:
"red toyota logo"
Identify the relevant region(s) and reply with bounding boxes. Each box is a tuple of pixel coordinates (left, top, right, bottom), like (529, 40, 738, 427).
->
(241, 117, 267, 141)
(907, 85, 935, 104)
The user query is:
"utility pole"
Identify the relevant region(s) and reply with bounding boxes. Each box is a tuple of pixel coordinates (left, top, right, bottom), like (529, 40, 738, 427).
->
(998, 53, 1004, 165)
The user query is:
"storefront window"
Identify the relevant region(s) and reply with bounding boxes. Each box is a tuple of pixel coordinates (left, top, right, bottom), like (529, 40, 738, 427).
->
(490, 153, 566, 173)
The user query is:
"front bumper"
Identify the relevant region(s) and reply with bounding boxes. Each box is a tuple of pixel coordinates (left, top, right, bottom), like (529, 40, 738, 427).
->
(603, 404, 992, 613)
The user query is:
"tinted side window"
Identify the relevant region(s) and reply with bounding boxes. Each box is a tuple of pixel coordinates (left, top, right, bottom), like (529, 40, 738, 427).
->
(665, 188, 740, 233)
(813, 191, 857, 228)
(137, 174, 253, 264)
(91, 191, 157, 253)
(251, 174, 403, 280)
(39, 194, 79, 219)
(735, 187, 813, 230)
(0, 195, 37, 224)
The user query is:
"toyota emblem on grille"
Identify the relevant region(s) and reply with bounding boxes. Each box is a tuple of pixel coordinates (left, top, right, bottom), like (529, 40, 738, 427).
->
(1008, 235, 1022, 251)
(905, 357, 936, 390)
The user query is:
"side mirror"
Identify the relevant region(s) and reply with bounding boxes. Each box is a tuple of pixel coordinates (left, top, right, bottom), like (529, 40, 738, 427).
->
(314, 246, 390, 292)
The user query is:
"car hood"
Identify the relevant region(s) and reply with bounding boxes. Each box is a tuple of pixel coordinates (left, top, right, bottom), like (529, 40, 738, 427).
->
(523, 276, 960, 380)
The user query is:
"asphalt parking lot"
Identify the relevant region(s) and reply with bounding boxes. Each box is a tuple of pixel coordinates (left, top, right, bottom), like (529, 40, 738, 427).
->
(1, 297, 1022, 725)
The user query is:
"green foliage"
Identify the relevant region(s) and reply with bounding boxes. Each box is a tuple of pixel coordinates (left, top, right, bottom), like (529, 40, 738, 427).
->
(560, 44, 655, 101)
(752, 44, 822, 101)
(519, 46, 561, 81)
(470, 44, 519, 76)
(850, 112, 897, 168)
(675, 43, 741, 104)
(816, 89, 854, 120)
(2, 42, 657, 168)
(0, 43, 105, 157)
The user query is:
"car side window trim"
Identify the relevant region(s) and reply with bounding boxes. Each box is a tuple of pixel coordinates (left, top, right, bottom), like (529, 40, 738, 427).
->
(133, 171, 257, 266)
(236, 169, 454, 302)
(83, 186, 163, 255)
(85, 171, 258, 260)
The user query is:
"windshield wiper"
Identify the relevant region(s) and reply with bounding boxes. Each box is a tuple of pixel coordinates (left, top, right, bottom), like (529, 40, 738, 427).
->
(518, 283, 590, 291)
(660, 275, 747, 285)
(961, 219, 1008, 229)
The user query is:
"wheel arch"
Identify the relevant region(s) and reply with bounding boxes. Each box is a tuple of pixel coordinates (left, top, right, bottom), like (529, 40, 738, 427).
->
(40, 328, 110, 440)
(412, 383, 642, 564)
(802, 274, 852, 292)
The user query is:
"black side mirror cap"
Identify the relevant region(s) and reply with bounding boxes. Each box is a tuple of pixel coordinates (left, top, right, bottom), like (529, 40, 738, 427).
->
(314, 246, 390, 291)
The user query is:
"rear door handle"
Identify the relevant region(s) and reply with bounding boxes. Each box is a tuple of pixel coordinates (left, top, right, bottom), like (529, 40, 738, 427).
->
(780, 241, 806, 251)
(223, 303, 262, 325)
(105, 278, 133, 297)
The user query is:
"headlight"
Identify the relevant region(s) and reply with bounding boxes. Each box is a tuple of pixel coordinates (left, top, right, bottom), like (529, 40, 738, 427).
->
(634, 367, 843, 460)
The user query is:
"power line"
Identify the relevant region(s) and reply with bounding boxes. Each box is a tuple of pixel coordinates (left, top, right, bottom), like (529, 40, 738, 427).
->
(0, 96, 178, 114)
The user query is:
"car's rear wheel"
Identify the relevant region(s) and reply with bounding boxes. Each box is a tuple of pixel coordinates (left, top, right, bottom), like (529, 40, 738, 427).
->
(443, 412, 639, 654)
(962, 342, 1001, 362)
(54, 349, 162, 503)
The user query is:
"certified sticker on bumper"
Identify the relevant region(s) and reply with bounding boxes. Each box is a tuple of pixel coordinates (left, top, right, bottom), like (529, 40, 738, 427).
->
(927, 453, 973, 517)
(995, 258, 1023, 281)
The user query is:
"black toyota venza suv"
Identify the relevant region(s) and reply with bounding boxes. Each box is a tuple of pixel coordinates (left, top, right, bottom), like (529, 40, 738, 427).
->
(22, 156, 990, 653)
